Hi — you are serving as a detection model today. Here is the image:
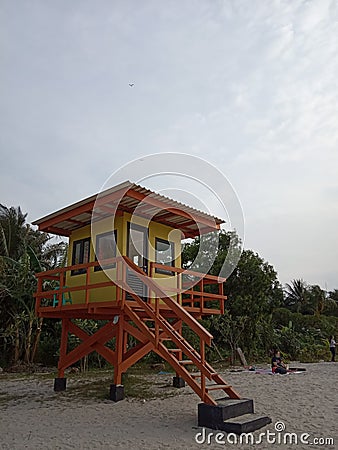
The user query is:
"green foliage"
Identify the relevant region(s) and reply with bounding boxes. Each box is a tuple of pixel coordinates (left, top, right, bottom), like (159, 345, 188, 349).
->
(1, 206, 337, 371)
(183, 232, 283, 359)
(272, 308, 338, 336)
(283, 279, 336, 316)
(182, 230, 337, 364)
(272, 308, 338, 360)
(0, 204, 67, 366)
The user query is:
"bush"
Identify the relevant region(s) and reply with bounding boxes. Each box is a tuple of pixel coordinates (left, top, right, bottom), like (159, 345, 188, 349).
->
(271, 308, 338, 360)
(272, 308, 338, 338)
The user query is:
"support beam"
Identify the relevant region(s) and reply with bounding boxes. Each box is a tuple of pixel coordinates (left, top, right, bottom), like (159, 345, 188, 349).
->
(58, 318, 70, 378)
(68, 321, 117, 365)
(173, 320, 184, 388)
(114, 315, 124, 385)
(57, 321, 117, 374)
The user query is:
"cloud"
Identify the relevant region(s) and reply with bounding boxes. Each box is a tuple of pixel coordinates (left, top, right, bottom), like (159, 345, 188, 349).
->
(1, 0, 337, 288)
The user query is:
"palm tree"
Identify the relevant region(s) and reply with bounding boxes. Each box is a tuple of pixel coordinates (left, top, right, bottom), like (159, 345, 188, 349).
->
(307, 286, 338, 316)
(284, 279, 308, 313)
(0, 204, 27, 259)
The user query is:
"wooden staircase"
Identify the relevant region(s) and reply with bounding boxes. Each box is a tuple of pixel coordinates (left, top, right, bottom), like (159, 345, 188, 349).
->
(120, 257, 241, 406)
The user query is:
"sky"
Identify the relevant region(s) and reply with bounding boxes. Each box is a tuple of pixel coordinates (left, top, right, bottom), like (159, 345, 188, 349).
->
(1, 0, 338, 290)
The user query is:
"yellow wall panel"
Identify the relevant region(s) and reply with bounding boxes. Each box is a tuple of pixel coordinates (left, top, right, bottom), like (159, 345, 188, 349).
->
(65, 211, 182, 305)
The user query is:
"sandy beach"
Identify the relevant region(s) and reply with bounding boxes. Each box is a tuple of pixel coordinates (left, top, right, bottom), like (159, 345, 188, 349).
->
(0, 362, 336, 450)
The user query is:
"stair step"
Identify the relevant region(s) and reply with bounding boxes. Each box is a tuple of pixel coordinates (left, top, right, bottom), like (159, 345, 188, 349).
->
(205, 384, 232, 392)
(167, 348, 181, 352)
(221, 413, 272, 434)
(178, 360, 194, 365)
(190, 372, 218, 379)
(198, 398, 256, 429)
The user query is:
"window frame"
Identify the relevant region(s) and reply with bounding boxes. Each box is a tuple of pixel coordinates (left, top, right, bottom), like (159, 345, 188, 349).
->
(71, 237, 91, 275)
(127, 222, 149, 272)
(155, 237, 175, 276)
(94, 230, 117, 272)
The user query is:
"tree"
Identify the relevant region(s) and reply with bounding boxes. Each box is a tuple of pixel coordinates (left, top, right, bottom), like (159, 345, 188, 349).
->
(0, 204, 67, 366)
(326, 290, 338, 317)
(223, 250, 282, 356)
(182, 230, 241, 277)
(182, 231, 283, 358)
(284, 279, 309, 313)
(306, 285, 337, 317)
(0, 204, 27, 259)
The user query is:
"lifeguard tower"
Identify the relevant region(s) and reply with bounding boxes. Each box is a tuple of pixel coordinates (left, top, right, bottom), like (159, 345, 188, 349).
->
(33, 181, 271, 433)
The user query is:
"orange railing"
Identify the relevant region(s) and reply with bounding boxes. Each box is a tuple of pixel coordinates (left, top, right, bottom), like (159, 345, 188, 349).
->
(34, 258, 120, 314)
(149, 262, 226, 314)
(34, 257, 226, 315)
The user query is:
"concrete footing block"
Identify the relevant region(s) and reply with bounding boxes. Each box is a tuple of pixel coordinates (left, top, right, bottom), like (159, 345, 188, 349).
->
(173, 376, 186, 388)
(110, 384, 125, 402)
(54, 377, 67, 392)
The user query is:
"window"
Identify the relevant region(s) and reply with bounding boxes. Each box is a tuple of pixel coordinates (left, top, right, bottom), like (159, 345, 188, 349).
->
(94, 230, 117, 271)
(155, 238, 175, 275)
(71, 238, 90, 275)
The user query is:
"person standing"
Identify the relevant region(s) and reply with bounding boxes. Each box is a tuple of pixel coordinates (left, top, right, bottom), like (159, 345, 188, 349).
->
(329, 336, 336, 362)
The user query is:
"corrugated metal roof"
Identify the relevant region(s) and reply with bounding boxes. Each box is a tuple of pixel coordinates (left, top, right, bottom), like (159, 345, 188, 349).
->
(33, 180, 225, 237)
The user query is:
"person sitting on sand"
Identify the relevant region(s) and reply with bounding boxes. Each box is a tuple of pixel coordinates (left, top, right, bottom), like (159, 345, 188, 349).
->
(271, 350, 287, 374)
(329, 336, 336, 362)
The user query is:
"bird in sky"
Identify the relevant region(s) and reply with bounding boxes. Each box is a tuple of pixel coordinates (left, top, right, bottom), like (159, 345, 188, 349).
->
(129, 83, 134, 87)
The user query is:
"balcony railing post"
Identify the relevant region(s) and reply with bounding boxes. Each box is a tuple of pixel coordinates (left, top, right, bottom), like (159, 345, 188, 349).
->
(149, 263, 154, 306)
(58, 269, 64, 310)
(116, 259, 121, 305)
(176, 270, 180, 304)
(122, 259, 126, 308)
(200, 278, 204, 315)
(220, 281, 225, 314)
(85, 266, 90, 305)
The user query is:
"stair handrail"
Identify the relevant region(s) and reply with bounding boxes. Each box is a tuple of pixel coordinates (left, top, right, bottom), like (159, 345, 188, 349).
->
(121, 256, 213, 346)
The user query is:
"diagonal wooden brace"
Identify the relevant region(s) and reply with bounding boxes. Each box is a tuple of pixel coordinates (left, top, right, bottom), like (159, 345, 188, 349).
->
(58, 321, 117, 372)
(68, 321, 117, 366)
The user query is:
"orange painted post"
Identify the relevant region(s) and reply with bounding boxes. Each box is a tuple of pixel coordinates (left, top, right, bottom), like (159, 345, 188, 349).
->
(123, 331, 128, 354)
(220, 282, 225, 314)
(176, 270, 181, 304)
(58, 318, 69, 377)
(200, 279, 204, 315)
(155, 297, 159, 348)
(121, 260, 126, 308)
(116, 259, 121, 305)
(85, 266, 90, 305)
(200, 338, 206, 401)
(149, 263, 154, 306)
(57, 269, 64, 311)
(176, 320, 183, 374)
(114, 316, 124, 385)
